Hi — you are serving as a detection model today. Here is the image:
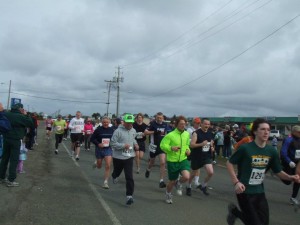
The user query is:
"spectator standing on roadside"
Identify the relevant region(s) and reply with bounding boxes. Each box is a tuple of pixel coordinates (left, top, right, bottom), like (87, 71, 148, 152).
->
(0, 103, 34, 187)
(110, 113, 138, 205)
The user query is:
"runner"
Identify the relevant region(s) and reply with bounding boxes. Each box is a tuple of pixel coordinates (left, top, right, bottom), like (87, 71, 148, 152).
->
(226, 118, 300, 225)
(280, 125, 300, 205)
(144, 112, 168, 188)
(83, 118, 94, 151)
(160, 115, 191, 204)
(133, 113, 148, 174)
(68, 111, 84, 160)
(186, 117, 201, 186)
(110, 113, 138, 205)
(45, 116, 53, 140)
(53, 115, 67, 154)
(63, 119, 69, 140)
(90, 116, 114, 189)
(187, 118, 215, 196)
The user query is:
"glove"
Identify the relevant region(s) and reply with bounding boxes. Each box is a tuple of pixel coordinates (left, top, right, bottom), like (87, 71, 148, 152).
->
(289, 161, 296, 168)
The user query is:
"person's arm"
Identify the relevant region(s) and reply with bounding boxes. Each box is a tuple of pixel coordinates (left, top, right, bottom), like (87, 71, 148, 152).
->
(190, 132, 207, 148)
(276, 171, 300, 183)
(110, 130, 125, 150)
(226, 160, 246, 194)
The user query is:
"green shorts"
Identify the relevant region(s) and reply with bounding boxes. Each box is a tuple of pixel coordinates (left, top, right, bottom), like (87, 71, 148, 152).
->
(167, 160, 190, 181)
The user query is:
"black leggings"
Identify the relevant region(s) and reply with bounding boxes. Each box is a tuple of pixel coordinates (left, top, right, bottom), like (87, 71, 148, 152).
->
(112, 157, 134, 196)
(232, 193, 269, 225)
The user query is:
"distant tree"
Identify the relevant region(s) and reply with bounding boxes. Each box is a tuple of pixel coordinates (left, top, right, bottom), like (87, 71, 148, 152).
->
(144, 113, 149, 118)
(92, 113, 101, 120)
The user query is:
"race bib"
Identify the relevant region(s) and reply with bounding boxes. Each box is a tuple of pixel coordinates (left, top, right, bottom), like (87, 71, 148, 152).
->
(122, 147, 132, 157)
(202, 142, 211, 152)
(56, 126, 62, 131)
(149, 143, 157, 153)
(102, 138, 110, 147)
(47, 124, 52, 128)
(86, 130, 92, 134)
(295, 150, 300, 159)
(249, 168, 266, 185)
(75, 125, 81, 132)
(136, 132, 143, 139)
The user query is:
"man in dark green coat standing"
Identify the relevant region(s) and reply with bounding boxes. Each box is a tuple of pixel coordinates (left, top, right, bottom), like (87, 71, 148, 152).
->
(0, 103, 34, 187)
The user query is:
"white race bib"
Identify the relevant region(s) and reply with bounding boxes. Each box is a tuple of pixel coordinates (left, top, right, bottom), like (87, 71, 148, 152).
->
(202, 142, 211, 152)
(249, 168, 265, 185)
(75, 125, 81, 132)
(122, 147, 132, 157)
(102, 138, 110, 147)
(47, 124, 52, 128)
(86, 130, 92, 134)
(136, 132, 143, 139)
(56, 126, 62, 131)
(295, 150, 300, 159)
(149, 144, 157, 153)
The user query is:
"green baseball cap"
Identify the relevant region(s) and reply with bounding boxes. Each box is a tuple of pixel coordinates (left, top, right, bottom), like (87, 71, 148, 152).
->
(123, 113, 135, 123)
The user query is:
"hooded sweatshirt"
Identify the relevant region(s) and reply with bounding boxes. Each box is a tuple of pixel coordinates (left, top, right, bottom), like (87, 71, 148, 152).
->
(3, 109, 34, 140)
(110, 124, 137, 160)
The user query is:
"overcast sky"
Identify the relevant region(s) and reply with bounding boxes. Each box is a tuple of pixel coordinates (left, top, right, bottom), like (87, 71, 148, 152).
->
(0, 0, 299, 118)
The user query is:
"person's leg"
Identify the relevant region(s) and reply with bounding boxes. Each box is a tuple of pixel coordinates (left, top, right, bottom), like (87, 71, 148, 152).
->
(123, 157, 134, 196)
(84, 135, 88, 150)
(159, 153, 166, 180)
(256, 193, 269, 225)
(104, 156, 112, 182)
(135, 150, 140, 171)
(112, 158, 124, 179)
(0, 140, 11, 179)
(8, 140, 21, 182)
(203, 163, 214, 186)
(55, 134, 59, 149)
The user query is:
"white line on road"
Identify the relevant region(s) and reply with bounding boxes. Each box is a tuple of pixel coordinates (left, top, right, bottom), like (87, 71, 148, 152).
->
(62, 142, 122, 225)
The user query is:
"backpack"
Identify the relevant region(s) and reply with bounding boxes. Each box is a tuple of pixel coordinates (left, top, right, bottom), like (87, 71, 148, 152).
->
(0, 113, 12, 134)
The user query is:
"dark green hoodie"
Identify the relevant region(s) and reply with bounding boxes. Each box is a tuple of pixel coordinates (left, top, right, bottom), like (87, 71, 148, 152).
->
(3, 109, 34, 140)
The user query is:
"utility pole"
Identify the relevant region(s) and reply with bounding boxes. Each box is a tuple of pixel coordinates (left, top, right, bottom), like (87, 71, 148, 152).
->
(104, 80, 113, 117)
(113, 66, 123, 117)
(6, 80, 11, 110)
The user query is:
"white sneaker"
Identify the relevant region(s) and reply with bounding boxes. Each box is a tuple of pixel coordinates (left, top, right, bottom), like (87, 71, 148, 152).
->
(290, 197, 299, 205)
(75, 155, 79, 161)
(102, 182, 109, 189)
(175, 180, 182, 196)
(165, 193, 173, 204)
(7, 181, 19, 187)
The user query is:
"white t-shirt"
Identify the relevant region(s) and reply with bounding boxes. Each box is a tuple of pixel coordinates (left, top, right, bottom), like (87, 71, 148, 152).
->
(69, 118, 85, 133)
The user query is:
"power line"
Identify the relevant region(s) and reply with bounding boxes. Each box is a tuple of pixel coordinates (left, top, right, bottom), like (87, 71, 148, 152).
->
(10, 91, 113, 104)
(122, 0, 235, 67)
(151, 13, 300, 97)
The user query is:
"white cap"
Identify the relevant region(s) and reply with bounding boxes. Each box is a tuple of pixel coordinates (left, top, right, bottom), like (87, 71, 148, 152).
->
(233, 124, 239, 128)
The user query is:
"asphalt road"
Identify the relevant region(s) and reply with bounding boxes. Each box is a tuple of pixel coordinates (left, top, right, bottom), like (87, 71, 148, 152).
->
(0, 126, 299, 225)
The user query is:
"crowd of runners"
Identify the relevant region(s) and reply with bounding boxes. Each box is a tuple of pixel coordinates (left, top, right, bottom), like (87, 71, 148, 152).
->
(1, 103, 300, 225)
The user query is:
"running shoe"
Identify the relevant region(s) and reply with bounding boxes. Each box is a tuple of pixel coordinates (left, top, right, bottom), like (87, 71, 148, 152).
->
(145, 170, 150, 178)
(126, 196, 134, 205)
(102, 182, 109, 189)
(200, 185, 209, 196)
(159, 181, 166, 188)
(0, 178, 8, 184)
(136, 168, 140, 174)
(112, 177, 119, 184)
(75, 155, 79, 161)
(175, 180, 182, 196)
(186, 187, 192, 196)
(6, 181, 19, 187)
(165, 193, 173, 204)
(227, 203, 237, 225)
(290, 197, 299, 205)
(55, 149, 58, 154)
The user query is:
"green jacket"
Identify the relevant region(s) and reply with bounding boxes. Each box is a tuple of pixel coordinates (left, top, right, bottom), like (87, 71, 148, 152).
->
(3, 109, 34, 140)
(160, 128, 190, 162)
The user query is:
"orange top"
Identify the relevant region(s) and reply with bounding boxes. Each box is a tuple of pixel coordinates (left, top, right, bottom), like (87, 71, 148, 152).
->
(234, 136, 253, 151)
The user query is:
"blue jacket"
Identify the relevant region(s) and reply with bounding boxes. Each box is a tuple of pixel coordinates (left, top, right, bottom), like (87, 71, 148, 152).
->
(280, 135, 300, 164)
